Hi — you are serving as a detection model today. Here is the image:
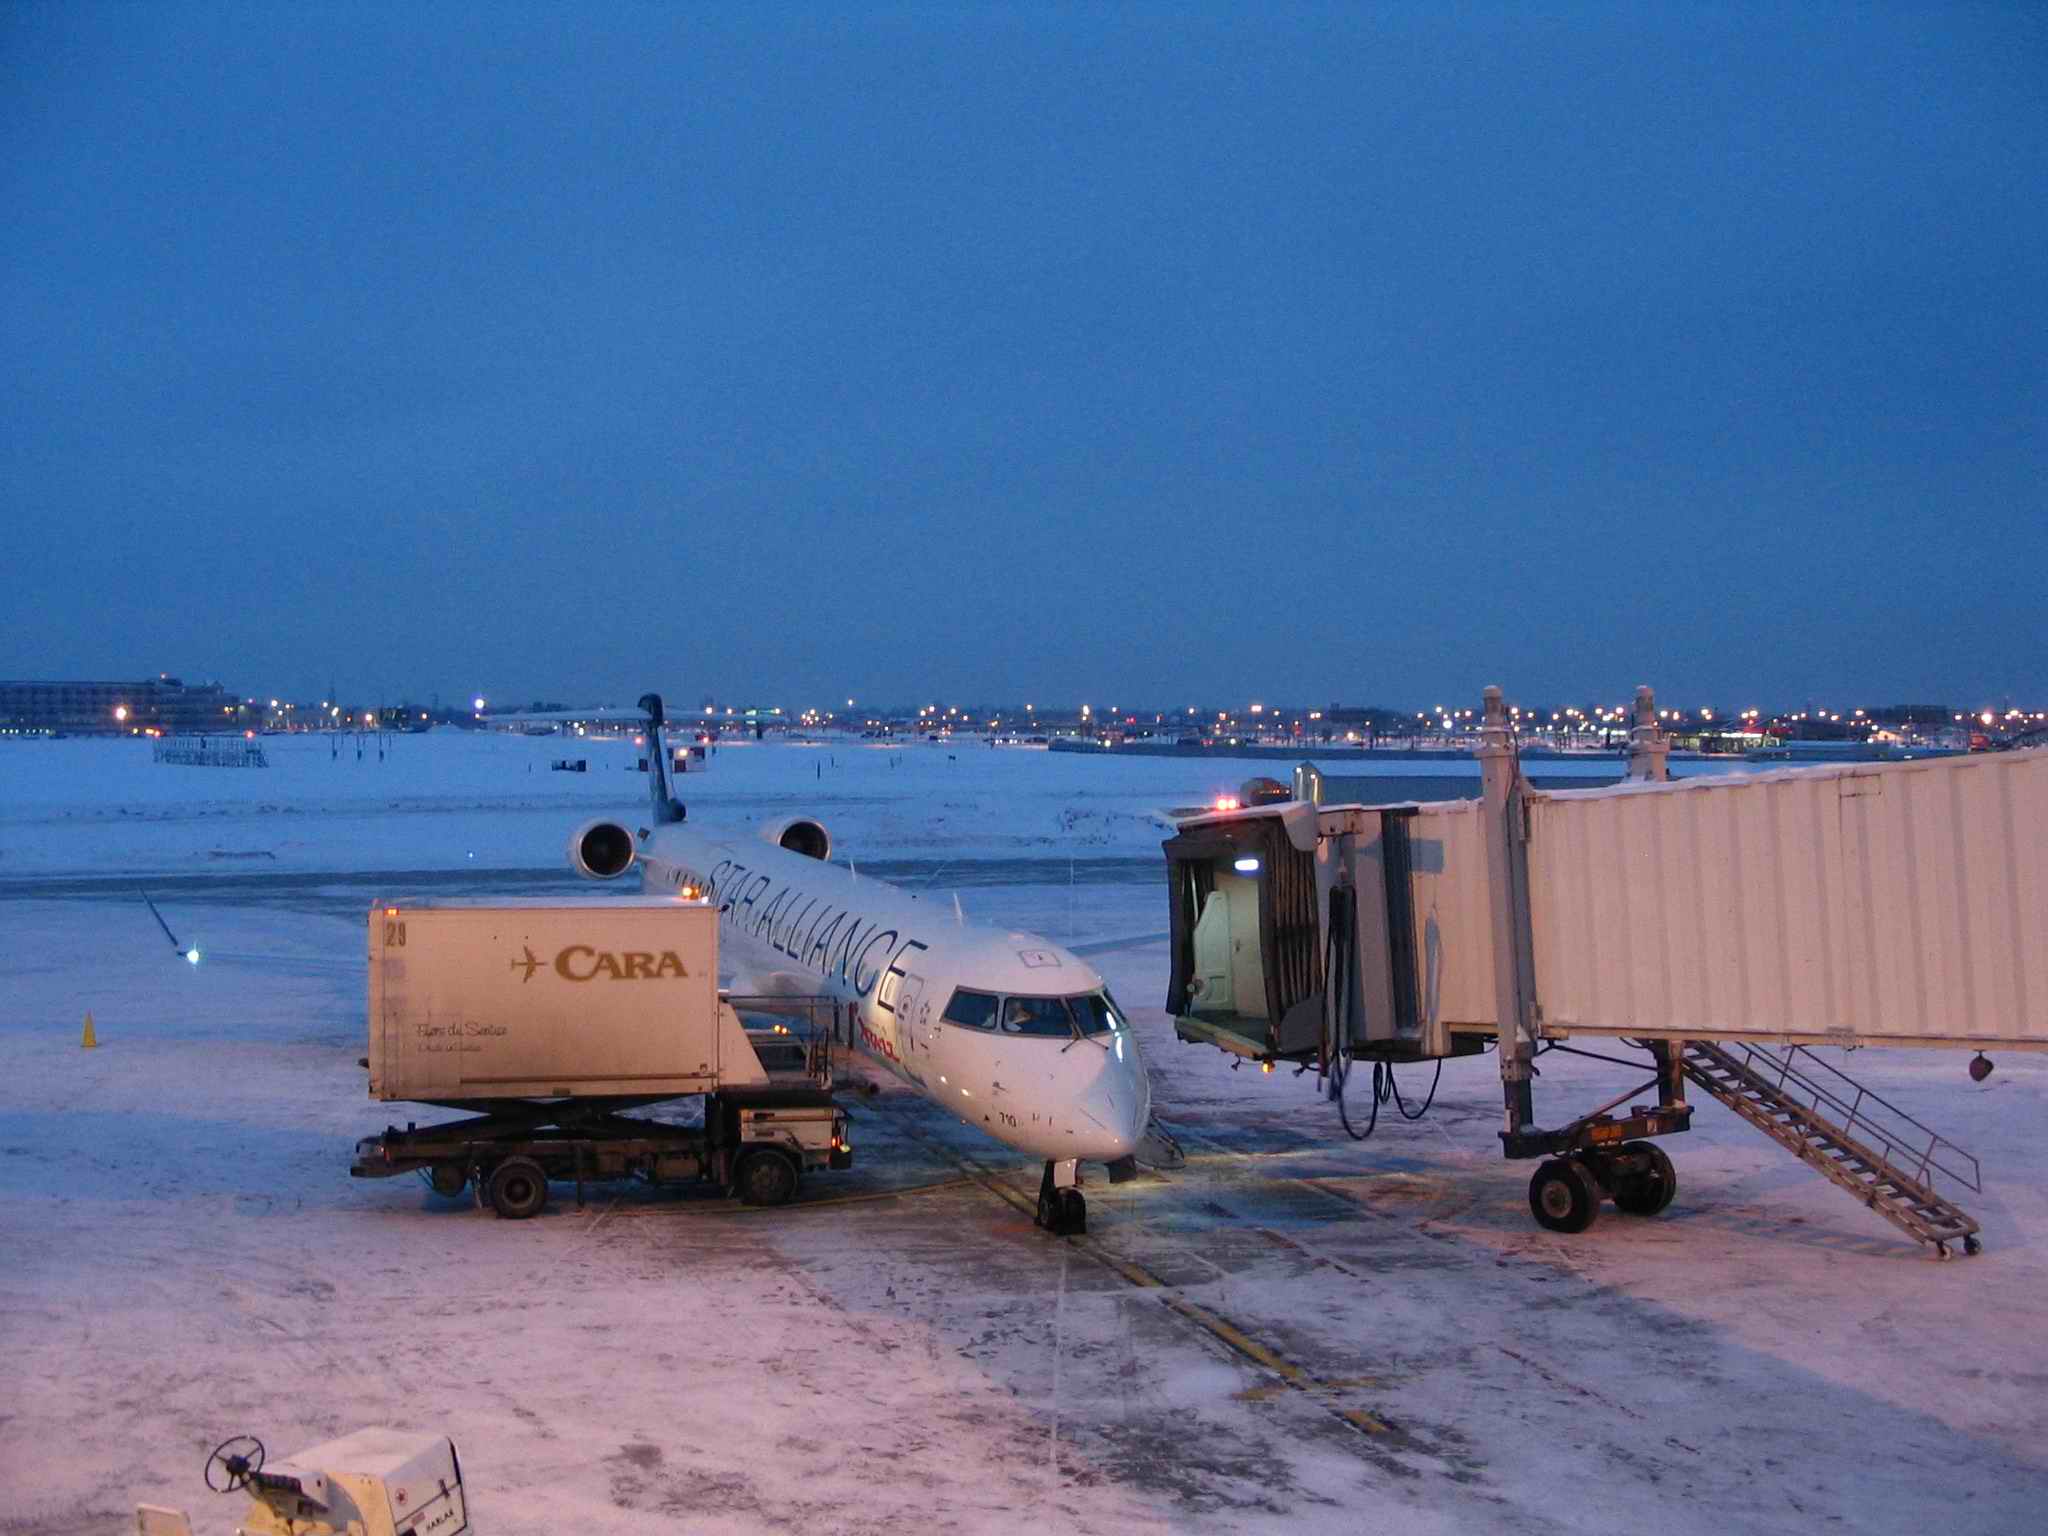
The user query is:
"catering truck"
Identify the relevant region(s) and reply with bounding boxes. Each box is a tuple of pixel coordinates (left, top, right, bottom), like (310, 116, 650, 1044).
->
(350, 898, 851, 1217)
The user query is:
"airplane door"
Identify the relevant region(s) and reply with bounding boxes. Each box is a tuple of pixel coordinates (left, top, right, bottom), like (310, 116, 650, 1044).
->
(897, 973, 930, 1054)
(1190, 889, 1233, 1013)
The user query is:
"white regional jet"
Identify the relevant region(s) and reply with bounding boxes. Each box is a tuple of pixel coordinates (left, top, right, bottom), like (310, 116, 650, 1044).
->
(565, 695, 1154, 1233)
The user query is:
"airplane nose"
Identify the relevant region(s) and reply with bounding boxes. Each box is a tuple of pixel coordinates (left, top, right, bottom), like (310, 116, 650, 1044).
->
(1074, 1034, 1151, 1158)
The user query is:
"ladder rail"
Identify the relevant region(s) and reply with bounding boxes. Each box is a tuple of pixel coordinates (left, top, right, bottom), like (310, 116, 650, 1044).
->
(1681, 1040, 1982, 1251)
(1725, 1041, 1980, 1194)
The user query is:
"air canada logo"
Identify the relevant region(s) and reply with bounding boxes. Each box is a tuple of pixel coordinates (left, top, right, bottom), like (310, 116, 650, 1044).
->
(533, 944, 691, 982)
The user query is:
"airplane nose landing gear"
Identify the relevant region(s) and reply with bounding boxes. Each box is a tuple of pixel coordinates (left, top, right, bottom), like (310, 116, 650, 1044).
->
(1036, 1158, 1086, 1235)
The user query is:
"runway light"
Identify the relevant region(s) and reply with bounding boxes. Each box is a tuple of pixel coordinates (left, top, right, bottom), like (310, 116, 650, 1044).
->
(1233, 856, 1262, 874)
(1260, 1061, 1274, 1074)
(184, 947, 201, 965)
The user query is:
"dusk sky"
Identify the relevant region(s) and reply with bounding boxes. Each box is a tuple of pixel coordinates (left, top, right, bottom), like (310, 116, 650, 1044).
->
(4, 4, 2043, 713)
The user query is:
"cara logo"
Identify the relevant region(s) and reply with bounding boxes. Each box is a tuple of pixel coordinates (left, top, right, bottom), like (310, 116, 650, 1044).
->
(552, 945, 690, 982)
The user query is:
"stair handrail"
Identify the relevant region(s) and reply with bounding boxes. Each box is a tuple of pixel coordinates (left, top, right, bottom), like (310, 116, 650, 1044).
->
(1723, 1042, 1981, 1194)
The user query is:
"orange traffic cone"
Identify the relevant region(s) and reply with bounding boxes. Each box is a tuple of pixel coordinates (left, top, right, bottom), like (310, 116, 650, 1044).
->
(82, 1012, 97, 1049)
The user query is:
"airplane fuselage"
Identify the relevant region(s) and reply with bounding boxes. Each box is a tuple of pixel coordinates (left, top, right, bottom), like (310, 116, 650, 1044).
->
(578, 816, 1151, 1169)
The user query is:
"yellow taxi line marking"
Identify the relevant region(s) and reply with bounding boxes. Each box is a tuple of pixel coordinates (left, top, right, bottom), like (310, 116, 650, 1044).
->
(915, 1126, 1393, 1437)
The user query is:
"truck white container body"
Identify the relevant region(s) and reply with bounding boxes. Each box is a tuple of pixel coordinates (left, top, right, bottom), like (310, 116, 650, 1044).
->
(1526, 750, 2048, 1048)
(368, 898, 768, 1101)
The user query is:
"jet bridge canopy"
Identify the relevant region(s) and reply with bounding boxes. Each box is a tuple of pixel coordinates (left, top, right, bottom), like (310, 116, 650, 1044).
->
(1164, 808, 1322, 1060)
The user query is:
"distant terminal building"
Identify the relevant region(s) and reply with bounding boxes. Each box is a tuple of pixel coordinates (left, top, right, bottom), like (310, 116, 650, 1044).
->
(0, 675, 236, 735)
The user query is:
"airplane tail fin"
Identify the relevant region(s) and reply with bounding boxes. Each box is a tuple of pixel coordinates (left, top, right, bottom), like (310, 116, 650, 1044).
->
(638, 693, 686, 825)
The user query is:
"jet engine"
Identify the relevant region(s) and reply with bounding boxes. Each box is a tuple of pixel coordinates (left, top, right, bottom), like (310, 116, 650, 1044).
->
(569, 817, 637, 879)
(761, 816, 831, 861)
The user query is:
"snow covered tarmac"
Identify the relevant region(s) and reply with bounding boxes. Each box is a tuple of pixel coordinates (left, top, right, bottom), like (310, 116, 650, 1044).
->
(2, 735, 2044, 1533)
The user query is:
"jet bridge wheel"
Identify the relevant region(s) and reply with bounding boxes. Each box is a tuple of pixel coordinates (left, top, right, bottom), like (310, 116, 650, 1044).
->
(1529, 1157, 1602, 1234)
(486, 1156, 550, 1220)
(1610, 1140, 1677, 1217)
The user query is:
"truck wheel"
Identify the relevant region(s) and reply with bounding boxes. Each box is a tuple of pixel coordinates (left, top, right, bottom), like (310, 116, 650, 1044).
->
(486, 1157, 549, 1220)
(429, 1163, 467, 1199)
(1529, 1157, 1601, 1233)
(736, 1150, 799, 1207)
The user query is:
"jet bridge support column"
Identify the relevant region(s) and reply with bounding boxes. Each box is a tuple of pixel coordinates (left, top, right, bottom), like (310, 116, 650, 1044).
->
(1479, 686, 1538, 1131)
(1626, 684, 1670, 783)
(1483, 684, 1693, 1234)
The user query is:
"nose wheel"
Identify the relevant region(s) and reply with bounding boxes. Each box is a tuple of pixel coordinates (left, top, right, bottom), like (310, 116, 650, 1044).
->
(1036, 1160, 1087, 1236)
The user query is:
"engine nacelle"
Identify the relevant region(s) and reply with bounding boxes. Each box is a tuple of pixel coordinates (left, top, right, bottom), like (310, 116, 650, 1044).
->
(761, 816, 831, 862)
(569, 818, 637, 880)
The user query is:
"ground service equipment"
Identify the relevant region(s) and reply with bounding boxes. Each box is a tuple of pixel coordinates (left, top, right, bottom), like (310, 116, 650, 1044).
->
(351, 899, 851, 1215)
(1165, 686, 2035, 1256)
(136, 1429, 468, 1536)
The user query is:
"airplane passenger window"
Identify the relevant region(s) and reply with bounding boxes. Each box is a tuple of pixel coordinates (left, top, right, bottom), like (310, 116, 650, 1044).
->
(1002, 996, 1076, 1037)
(942, 988, 999, 1030)
(1070, 992, 1121, 1035)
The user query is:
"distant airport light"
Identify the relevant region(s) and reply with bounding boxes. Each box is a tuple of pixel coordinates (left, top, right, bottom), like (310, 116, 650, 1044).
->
(1233, 856, 1262, 874)
(113, 705, 128, 721)
(473, 697, 487, 712)
(184, 947, 201, 965)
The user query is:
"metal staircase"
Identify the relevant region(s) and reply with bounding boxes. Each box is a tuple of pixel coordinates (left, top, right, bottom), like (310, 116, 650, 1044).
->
(1680, 1041, 1983, 1256)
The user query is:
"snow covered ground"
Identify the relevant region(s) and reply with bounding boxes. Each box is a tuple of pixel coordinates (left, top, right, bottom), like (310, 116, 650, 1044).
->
(1, 735, 2043, 1534)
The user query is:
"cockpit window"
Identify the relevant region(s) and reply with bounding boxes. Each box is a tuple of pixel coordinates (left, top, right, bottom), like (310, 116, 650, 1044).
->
(1001, 995, 1076, 1037)
(942, 988, 1000, 1030)
(947, 990, 1126, 1040)
(1071, 991, 1123, 1036)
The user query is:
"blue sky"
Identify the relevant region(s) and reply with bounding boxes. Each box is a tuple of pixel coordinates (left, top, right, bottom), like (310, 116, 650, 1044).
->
(4, 3, 2043, 712)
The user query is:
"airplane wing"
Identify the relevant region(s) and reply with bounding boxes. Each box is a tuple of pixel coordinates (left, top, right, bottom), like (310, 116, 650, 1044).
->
(191, 950, 363, 978)
(1067, 931, 1170, 958)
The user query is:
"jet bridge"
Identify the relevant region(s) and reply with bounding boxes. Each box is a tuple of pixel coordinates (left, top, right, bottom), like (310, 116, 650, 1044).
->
(1163, 686, 2043, 1254)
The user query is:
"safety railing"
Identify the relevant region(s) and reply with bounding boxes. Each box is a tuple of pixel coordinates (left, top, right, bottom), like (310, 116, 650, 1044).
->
(726, 993, 837, 1086)
(1725, 1041, 1981, 1194)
